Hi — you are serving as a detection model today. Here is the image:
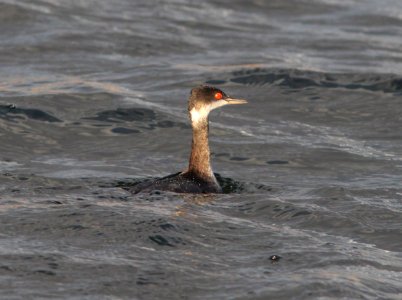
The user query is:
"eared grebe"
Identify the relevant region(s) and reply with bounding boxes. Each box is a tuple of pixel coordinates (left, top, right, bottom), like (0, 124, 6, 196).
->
(130, 85, 247, 194)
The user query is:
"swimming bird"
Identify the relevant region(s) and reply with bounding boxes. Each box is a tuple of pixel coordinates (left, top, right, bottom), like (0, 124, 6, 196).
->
(130, 85, 247, 194)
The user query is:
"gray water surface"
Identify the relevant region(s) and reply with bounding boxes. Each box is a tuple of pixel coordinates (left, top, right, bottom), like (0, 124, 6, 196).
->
(1, 1, 402, 299)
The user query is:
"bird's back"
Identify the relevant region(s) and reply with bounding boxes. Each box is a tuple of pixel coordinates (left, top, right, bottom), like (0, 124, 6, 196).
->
(128, 171, 222, 194)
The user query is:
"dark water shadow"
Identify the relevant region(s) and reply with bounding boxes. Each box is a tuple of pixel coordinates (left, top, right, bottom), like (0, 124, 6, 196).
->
(83, 107, 189, 131)
(85, 108, 156, 123)
(228, 68, 402, 94)
(0, 104, 61, 122)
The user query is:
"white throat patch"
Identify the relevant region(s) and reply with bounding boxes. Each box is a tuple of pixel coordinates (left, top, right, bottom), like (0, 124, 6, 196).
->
(190, 101, 227, 126)
(190, 106, 210, 125)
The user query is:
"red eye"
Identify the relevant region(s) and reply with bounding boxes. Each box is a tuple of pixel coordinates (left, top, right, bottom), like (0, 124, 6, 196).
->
(214, 92, 223, 100)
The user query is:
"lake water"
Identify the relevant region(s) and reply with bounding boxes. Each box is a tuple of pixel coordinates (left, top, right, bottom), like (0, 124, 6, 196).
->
(1, 0, 402, 299)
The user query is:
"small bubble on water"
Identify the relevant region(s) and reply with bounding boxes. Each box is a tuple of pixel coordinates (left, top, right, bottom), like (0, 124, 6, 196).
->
(269, 255, 281, 262)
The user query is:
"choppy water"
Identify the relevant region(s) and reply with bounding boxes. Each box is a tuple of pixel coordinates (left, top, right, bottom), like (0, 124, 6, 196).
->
(1, 0, 402, 299)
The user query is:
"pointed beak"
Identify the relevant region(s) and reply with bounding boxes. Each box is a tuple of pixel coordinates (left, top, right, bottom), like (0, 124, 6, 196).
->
(224, 97, 248, 105)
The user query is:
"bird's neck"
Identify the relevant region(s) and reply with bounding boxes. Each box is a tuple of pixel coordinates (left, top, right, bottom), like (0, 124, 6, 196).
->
(188, 112, 215, 181)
